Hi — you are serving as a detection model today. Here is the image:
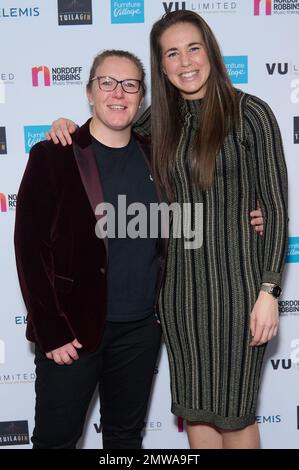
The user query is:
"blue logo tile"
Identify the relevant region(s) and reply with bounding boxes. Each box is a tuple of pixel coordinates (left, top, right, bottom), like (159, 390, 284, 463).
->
(224, 56, 248, 84)
(287, 237, 299, 263)
(24, 125, 51, 153)
(111, 1, 144, 24)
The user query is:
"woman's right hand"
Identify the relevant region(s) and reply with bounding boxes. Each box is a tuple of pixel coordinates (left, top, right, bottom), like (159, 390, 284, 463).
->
(46, 338, 83, 365)
(45, 118, 77, 146)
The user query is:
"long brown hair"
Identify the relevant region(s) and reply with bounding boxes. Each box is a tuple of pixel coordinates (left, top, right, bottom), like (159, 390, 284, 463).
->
(150, 10, 239, 199)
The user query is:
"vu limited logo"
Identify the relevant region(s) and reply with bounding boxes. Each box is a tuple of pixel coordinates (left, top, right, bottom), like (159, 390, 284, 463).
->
(32, 66, 51, 87)
(163, 2, 186, 13)
(266, 63, 289, 75)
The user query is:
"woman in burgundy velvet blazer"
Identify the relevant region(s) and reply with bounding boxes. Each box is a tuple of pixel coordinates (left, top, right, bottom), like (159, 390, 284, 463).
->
(14, 118, 158, 353)
(14, 50, 164, 449)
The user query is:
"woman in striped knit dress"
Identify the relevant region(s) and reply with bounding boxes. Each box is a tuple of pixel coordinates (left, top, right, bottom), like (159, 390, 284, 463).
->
(46, 11, 287, 449)
(140, 10, 288, 448)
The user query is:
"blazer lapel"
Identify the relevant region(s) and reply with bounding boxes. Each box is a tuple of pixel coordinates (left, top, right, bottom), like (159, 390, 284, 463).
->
(72, 121, 108, 252)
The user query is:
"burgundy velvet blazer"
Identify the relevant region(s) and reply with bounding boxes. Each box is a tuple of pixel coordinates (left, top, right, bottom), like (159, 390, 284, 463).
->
(14, 119, 162, 353)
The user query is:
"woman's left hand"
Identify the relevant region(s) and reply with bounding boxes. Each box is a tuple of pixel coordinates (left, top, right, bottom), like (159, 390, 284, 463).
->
(250, 203, 264, 236)
(250, 291, 279, 346)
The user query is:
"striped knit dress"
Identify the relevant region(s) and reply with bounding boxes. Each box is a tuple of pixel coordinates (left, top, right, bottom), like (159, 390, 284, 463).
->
(135, 91, 288, 430)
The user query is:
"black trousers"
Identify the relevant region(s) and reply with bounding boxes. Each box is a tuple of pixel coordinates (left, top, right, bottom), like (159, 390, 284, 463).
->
(32, 314, 161, 449)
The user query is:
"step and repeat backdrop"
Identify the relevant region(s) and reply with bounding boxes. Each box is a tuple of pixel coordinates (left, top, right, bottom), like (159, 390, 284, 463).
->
(0, 0, 299, 449)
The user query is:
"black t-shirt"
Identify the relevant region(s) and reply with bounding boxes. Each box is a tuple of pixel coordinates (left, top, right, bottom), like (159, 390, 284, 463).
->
(92, 135, 159, 321)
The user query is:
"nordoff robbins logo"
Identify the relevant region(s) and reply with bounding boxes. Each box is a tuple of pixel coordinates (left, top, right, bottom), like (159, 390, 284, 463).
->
(95, 196, 203, 249)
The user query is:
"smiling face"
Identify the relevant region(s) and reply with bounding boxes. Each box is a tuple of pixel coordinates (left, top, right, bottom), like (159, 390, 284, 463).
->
(87, 56, 144, 137)
(160, 21, 211, 100)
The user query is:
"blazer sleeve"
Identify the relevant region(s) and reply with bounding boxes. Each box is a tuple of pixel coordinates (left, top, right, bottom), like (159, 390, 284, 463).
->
(245, 95, 288, 286)
(133, 105, 151, 137)
(14, 142, 75, 352)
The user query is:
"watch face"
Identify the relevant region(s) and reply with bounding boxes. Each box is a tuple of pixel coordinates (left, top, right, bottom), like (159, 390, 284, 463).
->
(272, 286, 282, 298)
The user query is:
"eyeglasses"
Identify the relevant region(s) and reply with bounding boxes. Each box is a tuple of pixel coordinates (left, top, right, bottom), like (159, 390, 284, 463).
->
(91, 76, 142, 94)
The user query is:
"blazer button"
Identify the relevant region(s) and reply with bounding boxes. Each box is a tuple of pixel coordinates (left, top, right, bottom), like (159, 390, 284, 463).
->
(100, 267, 105, 275)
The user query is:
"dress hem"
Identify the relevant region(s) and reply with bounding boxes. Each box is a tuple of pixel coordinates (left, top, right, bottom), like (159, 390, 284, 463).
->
(172, 403, 256, 431)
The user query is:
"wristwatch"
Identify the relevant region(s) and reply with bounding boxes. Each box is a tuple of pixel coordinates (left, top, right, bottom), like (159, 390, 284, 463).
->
(260, 284, 282, 298)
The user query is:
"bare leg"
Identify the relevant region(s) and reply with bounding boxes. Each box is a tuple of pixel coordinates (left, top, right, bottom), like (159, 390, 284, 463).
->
(222, 423, 260, 449)
(186, 422, 223, 449)
(186, 421, 260, 449)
